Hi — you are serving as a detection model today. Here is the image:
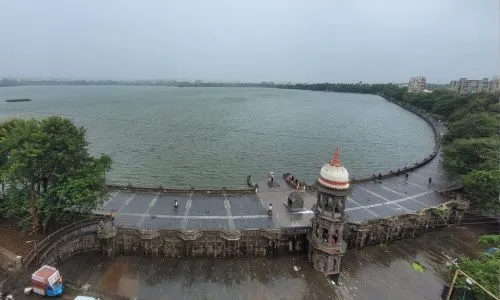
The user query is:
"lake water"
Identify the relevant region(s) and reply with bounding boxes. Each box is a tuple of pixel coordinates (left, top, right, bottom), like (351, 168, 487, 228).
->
(0, 86, 434, 188)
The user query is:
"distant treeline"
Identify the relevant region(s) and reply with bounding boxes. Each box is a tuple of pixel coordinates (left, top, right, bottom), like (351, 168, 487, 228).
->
(1, 79, 407, 96)
(0, 79, 21, 87)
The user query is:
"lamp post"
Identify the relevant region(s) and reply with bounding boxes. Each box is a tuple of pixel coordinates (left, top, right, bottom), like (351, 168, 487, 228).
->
(26, 240, 39, 267)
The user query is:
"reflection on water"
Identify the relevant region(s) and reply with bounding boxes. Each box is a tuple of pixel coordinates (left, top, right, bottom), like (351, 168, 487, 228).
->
(340, 224, 497, 300)
(61, 256, 338, 300)
(58, 224, 497, 300)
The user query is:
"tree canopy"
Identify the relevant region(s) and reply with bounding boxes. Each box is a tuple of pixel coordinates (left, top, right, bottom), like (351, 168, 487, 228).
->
(456, 234, 500, 298)
(443, 137, 499, 176)
(445, 113, 499, 142)
(0, 116, 111, 231)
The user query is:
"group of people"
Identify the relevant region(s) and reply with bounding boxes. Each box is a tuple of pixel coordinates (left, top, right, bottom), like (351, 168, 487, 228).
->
(284, 173, 304, 190)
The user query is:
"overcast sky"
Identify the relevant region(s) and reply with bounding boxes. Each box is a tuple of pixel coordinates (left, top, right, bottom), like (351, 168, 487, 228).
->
(0, 0, 498, 83)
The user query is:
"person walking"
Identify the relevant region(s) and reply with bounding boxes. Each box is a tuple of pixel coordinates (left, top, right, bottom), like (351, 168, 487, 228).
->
(405, 173, 409, 183)
(428, 177, 432, 186)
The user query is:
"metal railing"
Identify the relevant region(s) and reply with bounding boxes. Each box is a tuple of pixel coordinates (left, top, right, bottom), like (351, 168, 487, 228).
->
(22, 216, 108, 268)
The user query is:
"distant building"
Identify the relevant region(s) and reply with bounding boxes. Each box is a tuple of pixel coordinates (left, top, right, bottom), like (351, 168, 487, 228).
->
(408, 77, 426, 92)
(490, 76, 500, 92)
(449, 77, 496, 95)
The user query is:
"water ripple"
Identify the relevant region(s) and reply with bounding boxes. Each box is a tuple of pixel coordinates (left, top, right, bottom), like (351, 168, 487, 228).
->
(0, 86, 435, 188)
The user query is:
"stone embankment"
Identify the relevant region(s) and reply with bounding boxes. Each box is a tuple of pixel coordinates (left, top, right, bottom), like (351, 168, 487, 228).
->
(20, 198, 467, 270)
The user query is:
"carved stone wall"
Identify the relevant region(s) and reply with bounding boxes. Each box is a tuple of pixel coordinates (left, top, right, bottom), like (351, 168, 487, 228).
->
(26, 201, 467, 270)
(343, 200, 467, 249)
(38, 226, 309, 267)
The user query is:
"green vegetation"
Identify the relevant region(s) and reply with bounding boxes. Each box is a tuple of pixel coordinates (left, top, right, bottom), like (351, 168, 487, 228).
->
(0, 116, 112, 231)
(411, 261, 425, 273)
(430, 205, 451, 220)
(455, 234, 500, 298)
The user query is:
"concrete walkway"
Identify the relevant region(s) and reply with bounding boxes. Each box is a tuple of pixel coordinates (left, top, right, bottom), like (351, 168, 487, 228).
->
(256, 149, 454, 226)
(95, 192, 275, 230)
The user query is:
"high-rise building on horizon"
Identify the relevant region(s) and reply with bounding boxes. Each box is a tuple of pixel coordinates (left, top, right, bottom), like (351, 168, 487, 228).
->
(449, 76, 498, 95)
(408, 76, 426, 92)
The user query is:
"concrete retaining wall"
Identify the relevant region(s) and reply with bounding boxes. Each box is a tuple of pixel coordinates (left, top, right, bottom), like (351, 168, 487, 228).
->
(26, 199, 468, 270)
(107, 184, 255, 195)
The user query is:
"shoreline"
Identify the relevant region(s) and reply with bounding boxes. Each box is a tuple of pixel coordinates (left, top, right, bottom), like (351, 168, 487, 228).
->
(104, 90, 443, 191)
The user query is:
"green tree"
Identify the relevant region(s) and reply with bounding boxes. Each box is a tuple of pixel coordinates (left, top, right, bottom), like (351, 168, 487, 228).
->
(0, 118, 17, 199)
(463, 170, 500, 214)
(457, 234, 500, 298)
(478, 234, 500, 248)
(0, 117, 112, 230)
(430, 93, 467, 119)
(448, 92, 500, 122)
(445, 112, 499, 142)
(402, 92, 437, 111)
(443, 137, 499, 176)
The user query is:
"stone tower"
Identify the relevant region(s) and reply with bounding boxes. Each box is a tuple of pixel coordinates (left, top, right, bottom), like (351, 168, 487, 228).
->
(308, 147, 350, 277)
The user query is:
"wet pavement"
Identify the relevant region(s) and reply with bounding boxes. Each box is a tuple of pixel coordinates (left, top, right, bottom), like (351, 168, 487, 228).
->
(95, 191, 275, 230)
(30, 224, 494, 300)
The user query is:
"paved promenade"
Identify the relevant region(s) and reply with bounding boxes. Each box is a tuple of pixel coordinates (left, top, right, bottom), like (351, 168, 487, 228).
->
(95, 191, 275, 230)
(94, 149, 454, 229)
(258, 150, 453, 226)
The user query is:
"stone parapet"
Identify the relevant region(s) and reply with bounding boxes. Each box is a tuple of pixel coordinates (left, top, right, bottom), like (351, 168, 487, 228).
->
(27, 224, 309, 269)
(344, 199, 467, 249)
(22, 216, 109, 269)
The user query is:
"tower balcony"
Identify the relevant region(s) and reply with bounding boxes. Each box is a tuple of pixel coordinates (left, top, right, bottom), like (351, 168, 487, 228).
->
(308, 234, 347, 255)
(312, 204, 344, 221)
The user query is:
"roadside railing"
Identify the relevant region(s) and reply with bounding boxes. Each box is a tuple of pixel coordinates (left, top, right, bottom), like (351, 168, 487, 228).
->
(22, 216, 108, 269)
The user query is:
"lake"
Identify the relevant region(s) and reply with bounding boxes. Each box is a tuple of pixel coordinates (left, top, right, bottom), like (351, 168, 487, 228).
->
(0, 86, 434, 188)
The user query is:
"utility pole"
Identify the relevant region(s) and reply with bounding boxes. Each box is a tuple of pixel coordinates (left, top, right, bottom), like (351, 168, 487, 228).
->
(446, 269, 499, 300)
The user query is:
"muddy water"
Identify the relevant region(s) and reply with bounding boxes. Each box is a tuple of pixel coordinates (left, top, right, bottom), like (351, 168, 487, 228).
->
(55, 224, 497, 300)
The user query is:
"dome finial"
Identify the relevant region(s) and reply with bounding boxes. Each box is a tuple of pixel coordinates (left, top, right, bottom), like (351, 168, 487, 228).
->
(329, 147, 342, 167)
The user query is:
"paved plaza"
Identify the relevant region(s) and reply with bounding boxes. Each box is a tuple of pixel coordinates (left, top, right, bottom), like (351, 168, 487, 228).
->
(94, 150, 454, 229)
(95, 191, 275, 230)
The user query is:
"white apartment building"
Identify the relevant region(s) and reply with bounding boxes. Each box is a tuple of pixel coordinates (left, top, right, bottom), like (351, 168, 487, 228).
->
(408, 76, 426, 92)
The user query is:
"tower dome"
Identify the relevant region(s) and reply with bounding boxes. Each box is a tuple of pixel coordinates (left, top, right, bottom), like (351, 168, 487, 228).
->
(318, 147, 350, 190)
